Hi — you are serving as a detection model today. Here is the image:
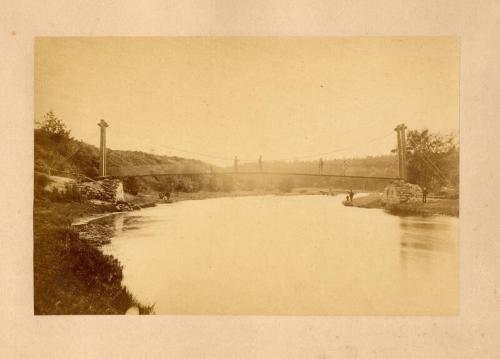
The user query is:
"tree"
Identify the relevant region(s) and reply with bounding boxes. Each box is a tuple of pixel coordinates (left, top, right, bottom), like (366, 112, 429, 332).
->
(205, 175, 218, 192)
(221, 176, 234, 192)
(36, 111, 71, 140)
(123, 177, 140, 195)
(405, 129, 458, 189)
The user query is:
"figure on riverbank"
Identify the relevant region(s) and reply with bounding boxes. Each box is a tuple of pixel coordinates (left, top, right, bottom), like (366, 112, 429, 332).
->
(422, 187, 428, 203)
(158, 189, 171, 201)
(348, 189, 354, 202)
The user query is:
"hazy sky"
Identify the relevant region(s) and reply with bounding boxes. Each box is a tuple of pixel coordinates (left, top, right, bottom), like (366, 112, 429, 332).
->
(35, 37, 459, 165)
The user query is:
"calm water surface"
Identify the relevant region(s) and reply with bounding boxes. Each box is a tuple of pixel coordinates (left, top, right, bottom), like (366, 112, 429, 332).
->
(101, 195, 458, 315)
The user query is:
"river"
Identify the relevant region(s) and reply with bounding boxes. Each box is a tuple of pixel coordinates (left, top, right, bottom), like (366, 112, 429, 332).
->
(101, 194, 458, 315)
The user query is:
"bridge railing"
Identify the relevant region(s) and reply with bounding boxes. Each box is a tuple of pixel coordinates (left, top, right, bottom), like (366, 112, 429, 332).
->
(99, 171, 399, 181)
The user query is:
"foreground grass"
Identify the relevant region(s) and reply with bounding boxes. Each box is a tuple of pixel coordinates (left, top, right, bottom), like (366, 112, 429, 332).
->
(345, 193, 459, 217)
(34, 198, 153, 314)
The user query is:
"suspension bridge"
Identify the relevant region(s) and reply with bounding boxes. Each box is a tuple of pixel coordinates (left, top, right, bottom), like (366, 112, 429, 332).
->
(37, 120, 411, 186)
(91, 120, 409, 184)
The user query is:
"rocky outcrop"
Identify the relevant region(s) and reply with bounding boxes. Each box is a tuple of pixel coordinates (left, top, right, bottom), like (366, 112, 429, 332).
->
(114, 201, 141, 212)
(76, 179, 125, 203)
(381, 180, 423, 205)
(44, 177, 139, 211)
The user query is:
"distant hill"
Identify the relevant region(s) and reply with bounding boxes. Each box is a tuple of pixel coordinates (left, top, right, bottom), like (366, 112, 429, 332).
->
(34, 129, 212, 179)
(231, 156, 399, 178)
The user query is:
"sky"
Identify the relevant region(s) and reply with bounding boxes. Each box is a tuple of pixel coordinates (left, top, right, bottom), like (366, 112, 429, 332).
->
(35, 37, 459, 166)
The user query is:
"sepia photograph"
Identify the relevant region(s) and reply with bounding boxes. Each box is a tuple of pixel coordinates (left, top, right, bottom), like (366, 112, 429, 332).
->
(33, 37, 459, 315)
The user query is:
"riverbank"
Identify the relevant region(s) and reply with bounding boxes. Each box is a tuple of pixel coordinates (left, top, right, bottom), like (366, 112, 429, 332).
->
(34, 198, 154, 314)
(345, 193, 459, 217)
(126, 187, 336, 205)
(343, 193, 383, 209)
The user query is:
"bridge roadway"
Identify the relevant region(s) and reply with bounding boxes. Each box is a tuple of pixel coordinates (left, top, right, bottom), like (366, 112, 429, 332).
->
(104, 171, 399, 181)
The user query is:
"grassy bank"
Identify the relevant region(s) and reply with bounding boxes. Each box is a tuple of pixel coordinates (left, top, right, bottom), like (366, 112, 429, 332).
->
(345, 193, 459, 217)
(34, 198, 153, 314)
(385, 198, 459, 217)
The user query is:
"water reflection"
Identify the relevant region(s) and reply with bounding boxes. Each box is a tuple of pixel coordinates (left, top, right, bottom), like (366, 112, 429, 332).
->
(398, 216, 458, 292)
(110, 214, 156, 235)
(100, 195, 459, 315)
(113, 213, 124, 235)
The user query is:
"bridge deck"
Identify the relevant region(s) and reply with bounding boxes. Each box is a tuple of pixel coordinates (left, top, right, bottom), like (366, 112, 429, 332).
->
(104, 172, 399, 181)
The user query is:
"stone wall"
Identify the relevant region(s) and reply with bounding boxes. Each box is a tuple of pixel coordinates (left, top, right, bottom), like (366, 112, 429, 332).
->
(381, 180, 423, 205)
(76, 179, 125, 203)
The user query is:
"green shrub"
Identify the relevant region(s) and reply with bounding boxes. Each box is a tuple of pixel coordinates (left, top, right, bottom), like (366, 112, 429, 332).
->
(34, 173, 52, 197)
(49, 187, 62, 202)
(64, 183, 84, 202)
(48, 184, 84, 203)
(123, 177, 140, 195)
(204, 176, 218, 192)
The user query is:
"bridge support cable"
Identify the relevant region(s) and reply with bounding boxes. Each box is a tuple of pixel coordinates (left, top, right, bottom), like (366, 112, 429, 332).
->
(92, 119, 398, 179)
(406, 136, 450, 185)
(122, 130, 395, 169)
(110, 171, 398, 181)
